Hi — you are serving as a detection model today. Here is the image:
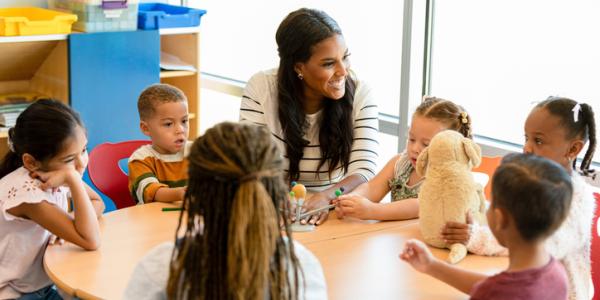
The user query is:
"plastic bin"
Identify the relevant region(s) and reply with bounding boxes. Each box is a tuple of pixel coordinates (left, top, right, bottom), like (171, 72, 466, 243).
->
(138, 3, 206, 30)
(0, 7, 77, 36)
(48, 0, 138, 32)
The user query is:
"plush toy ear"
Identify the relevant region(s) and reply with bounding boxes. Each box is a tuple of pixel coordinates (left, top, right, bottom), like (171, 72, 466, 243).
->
(416, 148, 429, 177)
(462, 139, 482, 168)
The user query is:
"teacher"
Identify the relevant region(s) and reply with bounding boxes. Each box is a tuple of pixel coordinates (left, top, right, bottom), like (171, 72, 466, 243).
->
(240, 8, 379, 225)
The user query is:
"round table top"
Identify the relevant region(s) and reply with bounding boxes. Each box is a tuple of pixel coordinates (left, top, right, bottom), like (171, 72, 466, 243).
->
(44, 201, 507, 300)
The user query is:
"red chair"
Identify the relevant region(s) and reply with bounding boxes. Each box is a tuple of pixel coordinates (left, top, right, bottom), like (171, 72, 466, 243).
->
(472, 156, 502, 200)
(88, 140, 151, 209)
(592, 191, 600, 300)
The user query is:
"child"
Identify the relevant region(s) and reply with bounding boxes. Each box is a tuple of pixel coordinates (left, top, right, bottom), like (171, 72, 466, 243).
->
(123, 122, 327, 299)
(0, 99, 104, 299)
(335, 96, 473, 220)
(442, 97, 596, 300)
(402, 153, 572, 300)
(128, 83, 192, 204)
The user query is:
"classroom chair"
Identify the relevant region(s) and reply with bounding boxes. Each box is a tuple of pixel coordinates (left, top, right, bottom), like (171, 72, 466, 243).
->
(472, 156, 502, 200)
(88, 140, 151, 209)
(592, 192, 600, 300)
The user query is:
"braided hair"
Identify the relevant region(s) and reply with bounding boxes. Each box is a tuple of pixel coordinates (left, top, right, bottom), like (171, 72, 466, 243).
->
(167, 122, 301, 300)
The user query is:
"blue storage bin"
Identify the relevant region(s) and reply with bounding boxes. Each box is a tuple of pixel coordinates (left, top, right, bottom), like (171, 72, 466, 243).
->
(138, 3, 206, 30)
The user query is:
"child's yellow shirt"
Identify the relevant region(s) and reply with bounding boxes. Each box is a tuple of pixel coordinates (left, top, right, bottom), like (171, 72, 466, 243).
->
(128, 142, 192, 204)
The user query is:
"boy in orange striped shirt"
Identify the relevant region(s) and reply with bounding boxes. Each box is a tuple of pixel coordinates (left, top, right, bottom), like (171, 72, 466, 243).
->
(128, 84, 191, 204)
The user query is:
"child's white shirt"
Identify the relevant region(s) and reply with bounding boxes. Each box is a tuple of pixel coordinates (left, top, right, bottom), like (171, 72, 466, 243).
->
(122, 238, 328, 300)
(467, 172, 596, 300)
(0, 167, 70, 299)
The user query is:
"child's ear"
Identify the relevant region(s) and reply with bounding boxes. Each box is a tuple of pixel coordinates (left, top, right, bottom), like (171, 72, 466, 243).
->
(495, 207, 511, 230)
(140, 121, 151, 137)
(567, 139, 585, 160)
(22, 153, 42, 171)
(416, 148, 429, 177)
(462, 138, 482, 168)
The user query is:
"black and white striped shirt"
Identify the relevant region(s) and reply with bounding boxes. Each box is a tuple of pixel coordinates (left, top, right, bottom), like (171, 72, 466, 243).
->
(240, 69, 380, 192)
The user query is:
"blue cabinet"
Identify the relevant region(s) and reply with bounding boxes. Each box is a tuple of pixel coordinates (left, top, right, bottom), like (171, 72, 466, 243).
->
(69, 30, 160, 150)
(69, 30, 160, 211)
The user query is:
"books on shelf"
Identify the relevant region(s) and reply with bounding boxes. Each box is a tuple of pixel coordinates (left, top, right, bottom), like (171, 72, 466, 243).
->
(0, 93, 41, 131)
(160, 51, 196, 72)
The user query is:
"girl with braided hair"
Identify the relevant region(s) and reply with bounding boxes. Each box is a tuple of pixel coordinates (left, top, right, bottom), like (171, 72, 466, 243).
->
(124, 122, 326, 300)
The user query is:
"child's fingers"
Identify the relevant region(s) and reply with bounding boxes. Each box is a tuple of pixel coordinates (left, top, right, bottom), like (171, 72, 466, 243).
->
(466, 211, 474, 224)
(443, 222, 469, 231)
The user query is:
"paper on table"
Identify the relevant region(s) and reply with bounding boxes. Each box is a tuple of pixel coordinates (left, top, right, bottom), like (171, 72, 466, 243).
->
(160, 52, 196, 72)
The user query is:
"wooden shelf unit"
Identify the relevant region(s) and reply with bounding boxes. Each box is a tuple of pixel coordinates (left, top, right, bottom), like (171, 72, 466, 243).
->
(159, 27, 201, 138)
(0, 35, 70, 158)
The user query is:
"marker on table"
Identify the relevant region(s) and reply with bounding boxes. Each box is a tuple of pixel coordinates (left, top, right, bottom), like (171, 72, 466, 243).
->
(162, 207, 182, 212)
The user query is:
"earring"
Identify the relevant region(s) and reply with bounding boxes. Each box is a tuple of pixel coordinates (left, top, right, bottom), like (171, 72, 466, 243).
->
(297, 73, 303, 80)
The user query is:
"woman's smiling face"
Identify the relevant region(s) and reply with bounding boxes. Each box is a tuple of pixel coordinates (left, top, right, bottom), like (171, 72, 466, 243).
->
(295, 34, 351, 102)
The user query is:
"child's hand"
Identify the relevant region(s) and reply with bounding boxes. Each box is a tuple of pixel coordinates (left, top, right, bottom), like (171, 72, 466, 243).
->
(30, 166, 81, 191)
(48, 234, 65, 246)
(399, 239, 436, 273)
(441, 212, 473, 245)
(336, 194, 375, 220)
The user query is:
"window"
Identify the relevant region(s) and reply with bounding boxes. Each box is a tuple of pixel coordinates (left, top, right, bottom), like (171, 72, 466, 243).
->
(430, 1, 600, 163)
(194, 0, 405, 116)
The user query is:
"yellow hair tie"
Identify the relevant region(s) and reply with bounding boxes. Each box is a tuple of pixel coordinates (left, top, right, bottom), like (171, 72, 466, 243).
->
(460, 112, 468, 124)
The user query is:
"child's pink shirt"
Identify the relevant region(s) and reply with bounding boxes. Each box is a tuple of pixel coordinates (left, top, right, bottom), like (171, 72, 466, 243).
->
(0, 167, 69, 299)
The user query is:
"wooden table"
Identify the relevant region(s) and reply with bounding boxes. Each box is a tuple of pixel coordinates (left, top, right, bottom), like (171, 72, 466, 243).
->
(44, 202, 507, 300)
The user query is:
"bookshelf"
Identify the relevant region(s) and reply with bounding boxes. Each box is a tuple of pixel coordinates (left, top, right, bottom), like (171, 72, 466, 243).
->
(0, 34, 70, 158)
(159, 26, 201, 138)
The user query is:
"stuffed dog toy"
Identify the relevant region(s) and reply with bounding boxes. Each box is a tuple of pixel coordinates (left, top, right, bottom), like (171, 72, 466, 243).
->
(416, 130, 486, 264)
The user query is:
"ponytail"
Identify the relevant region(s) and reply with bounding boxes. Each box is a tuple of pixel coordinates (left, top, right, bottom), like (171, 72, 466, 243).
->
(578, 103, 596, 178)
(228, 179, 279, 300)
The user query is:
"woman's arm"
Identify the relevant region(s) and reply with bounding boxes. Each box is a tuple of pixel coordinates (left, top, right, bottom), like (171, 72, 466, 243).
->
(239, 72, 269, 126)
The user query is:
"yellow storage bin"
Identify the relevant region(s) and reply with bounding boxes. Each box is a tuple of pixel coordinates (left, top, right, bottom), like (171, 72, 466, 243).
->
(0, 7, 77, 36)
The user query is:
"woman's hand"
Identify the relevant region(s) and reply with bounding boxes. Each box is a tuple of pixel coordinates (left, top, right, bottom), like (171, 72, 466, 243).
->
(399, 239, 437, 274)
(300, 192, 331, 225)
(335, 193, 376, 220)
(441, 212, 473, 245)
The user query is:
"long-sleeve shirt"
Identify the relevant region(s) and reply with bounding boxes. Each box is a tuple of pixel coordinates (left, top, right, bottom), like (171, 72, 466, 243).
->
(128, 143, 192, 204)
(239, 69, 379, 192)
(467, 172, 596, 300)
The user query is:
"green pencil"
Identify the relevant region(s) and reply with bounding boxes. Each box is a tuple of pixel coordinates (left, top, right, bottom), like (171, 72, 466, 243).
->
(162, 207, 183, 212)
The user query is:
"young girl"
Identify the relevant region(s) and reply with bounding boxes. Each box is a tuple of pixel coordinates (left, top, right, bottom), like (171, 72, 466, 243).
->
(123, 122, 326, 300)
(335, 97, 473, 221)
(0, 99, 104, 299)
(444, 97, 596, 300)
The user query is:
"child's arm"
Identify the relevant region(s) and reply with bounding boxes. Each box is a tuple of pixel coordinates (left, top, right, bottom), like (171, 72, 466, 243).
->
(153, 186, 186, 203)
(350, 154, 399, 202)
(7, 168, 101, 250)
(442, 214, 508, 256)
(400, 239, 487, 295)
(333, 155, 400, 220)
(336, 195, 419, 221)
(129, 159, 183, 203)
(84, 182, 105, 217)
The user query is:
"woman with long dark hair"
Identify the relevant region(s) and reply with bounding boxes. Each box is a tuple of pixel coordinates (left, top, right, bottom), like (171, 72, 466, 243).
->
(240, 8, 380, 225)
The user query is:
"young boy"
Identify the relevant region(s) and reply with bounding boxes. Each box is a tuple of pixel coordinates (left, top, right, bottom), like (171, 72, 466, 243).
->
(128, 83, 191, 204)
(400, 153, 572, 300)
